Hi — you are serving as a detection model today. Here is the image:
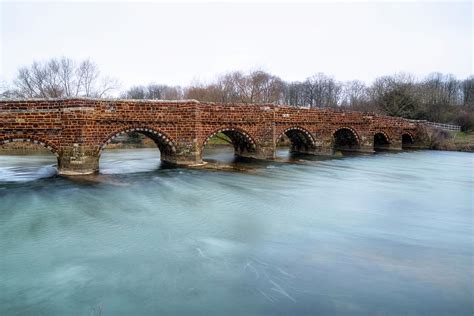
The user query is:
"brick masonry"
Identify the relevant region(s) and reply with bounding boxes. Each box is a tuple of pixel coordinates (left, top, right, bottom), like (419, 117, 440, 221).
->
(0, 98, 427, 175)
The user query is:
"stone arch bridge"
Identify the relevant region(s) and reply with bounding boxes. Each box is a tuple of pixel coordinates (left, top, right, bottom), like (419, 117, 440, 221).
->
(0, 98, 427, 175)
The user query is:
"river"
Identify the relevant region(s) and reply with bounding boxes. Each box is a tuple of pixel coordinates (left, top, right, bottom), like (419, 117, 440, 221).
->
(0, 147, 472, 315)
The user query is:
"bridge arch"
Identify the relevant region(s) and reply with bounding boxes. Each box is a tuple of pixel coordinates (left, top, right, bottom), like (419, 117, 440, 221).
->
(98, 127, 177, 157)
(277, 127, 316, 153)
(374, 131, 391, 149)
(332, 127, 361, 151)
(0, 136, 59, 156)
(202, 127, 257, 157)
(402, 131, 415, 147)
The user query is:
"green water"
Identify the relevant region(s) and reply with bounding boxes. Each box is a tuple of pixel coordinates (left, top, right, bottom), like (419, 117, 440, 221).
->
(0, 148, 472, 315)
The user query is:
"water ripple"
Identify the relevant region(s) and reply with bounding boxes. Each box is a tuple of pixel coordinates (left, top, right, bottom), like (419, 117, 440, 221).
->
(0, 149, 472, 315)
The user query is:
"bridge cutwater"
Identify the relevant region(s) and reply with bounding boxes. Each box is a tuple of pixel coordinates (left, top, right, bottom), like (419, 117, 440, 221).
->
(0, 98, 428, 175)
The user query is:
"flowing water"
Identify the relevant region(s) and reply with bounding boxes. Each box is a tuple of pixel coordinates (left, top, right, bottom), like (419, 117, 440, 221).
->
(0, 147, 472, 315)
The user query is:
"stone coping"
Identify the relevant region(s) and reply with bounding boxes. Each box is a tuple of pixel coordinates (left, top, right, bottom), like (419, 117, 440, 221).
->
(0, 97, 200, 103)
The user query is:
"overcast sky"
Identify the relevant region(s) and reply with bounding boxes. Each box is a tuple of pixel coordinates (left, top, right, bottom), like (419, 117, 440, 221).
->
(1, 1, 472, 90)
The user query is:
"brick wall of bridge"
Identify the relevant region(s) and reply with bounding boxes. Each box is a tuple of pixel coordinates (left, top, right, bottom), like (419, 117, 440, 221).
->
(0, 98, 425, 175)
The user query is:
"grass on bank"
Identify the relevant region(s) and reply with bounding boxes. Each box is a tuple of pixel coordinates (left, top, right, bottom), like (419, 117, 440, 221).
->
(452, 132, 474, 145)
(428, 131, 474, 152)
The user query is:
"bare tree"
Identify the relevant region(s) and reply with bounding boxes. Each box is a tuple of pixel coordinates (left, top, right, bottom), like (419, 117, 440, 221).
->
(0, 81, 14, 99)
(284, 81, 306, 107)
(303, 73, 342, 108)
(369, 74, 420, 118)
(184, 70, 285, 104)
(122, 83, 183, 100)
(462, 76, 474, 107)
(249, 71, 285, 103)
(341, 80, 368, 108)
(12, 57, 118, 98)
(420, 73, 461, 105)
(122, 86, 147, 99)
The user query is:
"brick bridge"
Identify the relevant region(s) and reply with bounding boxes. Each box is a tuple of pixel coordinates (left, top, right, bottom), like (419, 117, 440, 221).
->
(0, 98, 427, 175)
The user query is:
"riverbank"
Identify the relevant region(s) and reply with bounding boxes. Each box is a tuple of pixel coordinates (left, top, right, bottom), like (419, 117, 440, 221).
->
(0, 142, 52, 154)
(429, 131, 474, 152)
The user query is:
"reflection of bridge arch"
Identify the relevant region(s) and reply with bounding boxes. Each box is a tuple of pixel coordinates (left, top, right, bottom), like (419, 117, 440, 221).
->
(202, 127, 257, 154)
(98, 127, 177, 156)
(0, 136, 59, 156)
(277, 127, 316, 153)
(332, 127, 360, 151)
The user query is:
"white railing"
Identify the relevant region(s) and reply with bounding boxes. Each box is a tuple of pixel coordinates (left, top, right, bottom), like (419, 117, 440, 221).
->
(409, 120, 461, 132)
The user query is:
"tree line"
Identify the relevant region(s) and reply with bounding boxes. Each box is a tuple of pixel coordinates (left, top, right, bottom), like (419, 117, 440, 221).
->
(2, 57, 473, 131)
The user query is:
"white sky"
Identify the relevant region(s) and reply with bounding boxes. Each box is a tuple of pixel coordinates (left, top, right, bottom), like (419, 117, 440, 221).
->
(1, 1, 472, 91)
